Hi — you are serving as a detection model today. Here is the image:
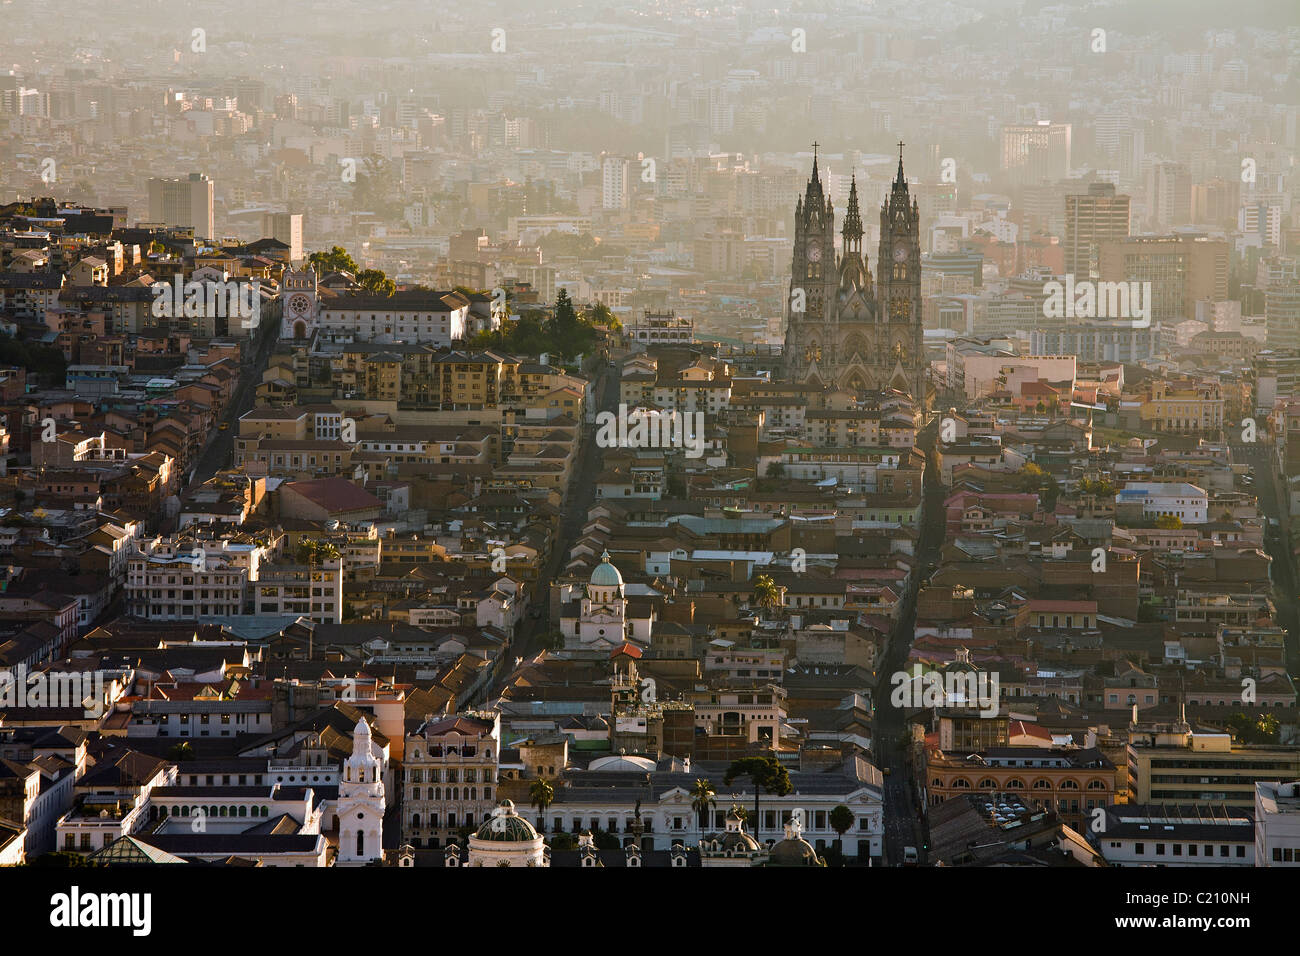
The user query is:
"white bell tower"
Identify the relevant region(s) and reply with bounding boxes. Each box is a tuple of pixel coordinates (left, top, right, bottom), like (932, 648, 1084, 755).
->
(337, 717, 385, 866)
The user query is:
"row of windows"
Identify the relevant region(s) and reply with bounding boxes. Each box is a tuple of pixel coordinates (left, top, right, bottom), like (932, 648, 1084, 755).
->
(938, 778, 1109, 790)
(151, 804, 271, 819)
(408, 786, 492, 801)
(1117, 841, 1247, 859)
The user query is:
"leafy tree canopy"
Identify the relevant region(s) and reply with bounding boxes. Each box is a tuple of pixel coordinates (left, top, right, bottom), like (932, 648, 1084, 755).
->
(307, 246, 359, 275)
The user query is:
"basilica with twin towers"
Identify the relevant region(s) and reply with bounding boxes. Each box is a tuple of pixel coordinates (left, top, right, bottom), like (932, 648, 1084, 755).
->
(784, 143, 928, 411)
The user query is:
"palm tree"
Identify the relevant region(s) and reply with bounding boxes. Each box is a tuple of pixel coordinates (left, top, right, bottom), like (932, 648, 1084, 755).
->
(723, 756, 792, 843)
(690, 778, 716, 836)
(168, 742, 196, 763)
(752, 574, 781, 618)
(529, 778, 555, 831)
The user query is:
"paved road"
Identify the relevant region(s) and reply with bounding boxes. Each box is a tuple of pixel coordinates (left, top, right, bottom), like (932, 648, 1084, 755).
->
(187, 314, 280, 490)
(1233, 441, 1299, 672)
(503, 365, 619, 667)
(873, 417, 947, 865)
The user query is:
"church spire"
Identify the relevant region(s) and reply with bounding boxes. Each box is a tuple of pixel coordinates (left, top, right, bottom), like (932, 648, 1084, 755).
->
(885, 142, 914, 225)
(799, 142, 830, 233)
(842, 173, 862, 248)
(804, 147, 823, 201)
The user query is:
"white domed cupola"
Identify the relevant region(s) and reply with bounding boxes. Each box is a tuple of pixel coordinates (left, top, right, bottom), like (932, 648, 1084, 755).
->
(588, 550, 624, 604)
(345, 716, 382, 785)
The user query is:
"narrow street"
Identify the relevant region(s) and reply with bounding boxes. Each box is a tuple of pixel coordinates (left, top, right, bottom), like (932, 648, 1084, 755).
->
(873, 418, 947, 865)
(1234, 440, 1300, 672)
(504, 364, 619, 669)
(188, 315, 280, 491)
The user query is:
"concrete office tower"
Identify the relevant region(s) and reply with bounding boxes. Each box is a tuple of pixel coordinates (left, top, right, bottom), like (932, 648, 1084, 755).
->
(1266, 286, 1300, 352)
(1098, 235, 1230, 323)
(262, 212, 303, 263)
(1116, 128, 1144, 188)
(1000, 122, 1072, 186)
(1145, 161, 1191, 230)
(1065, 182, 1131, 279)
(148, 172, 215, 240)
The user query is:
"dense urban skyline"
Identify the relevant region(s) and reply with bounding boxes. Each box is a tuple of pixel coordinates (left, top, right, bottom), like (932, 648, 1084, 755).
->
(0, 0, 1294, 936)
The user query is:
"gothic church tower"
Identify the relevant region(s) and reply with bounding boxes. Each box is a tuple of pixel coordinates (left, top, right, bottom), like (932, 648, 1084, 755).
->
(784, 143, 927, 409)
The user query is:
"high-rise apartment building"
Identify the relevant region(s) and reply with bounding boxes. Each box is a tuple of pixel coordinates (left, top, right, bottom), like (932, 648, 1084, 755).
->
(261, 211, 303, 263)
(148, 172, 215, 239)
(602, 156, 629, 210)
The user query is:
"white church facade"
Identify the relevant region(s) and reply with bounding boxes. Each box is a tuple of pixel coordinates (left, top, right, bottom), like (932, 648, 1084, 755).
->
(558, 552, 654, 650)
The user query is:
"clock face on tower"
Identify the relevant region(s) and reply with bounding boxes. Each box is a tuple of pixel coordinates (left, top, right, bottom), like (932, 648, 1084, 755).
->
(807, 241, 822, 263)
(893, 244, 908, 263)
(288, 293, 312, 317)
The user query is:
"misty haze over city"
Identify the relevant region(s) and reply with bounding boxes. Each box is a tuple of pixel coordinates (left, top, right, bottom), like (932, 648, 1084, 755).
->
(0, 0, 1296, 929)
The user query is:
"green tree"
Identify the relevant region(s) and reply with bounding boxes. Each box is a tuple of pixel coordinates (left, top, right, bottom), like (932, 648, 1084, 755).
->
(1017, 462, 1060, 510)
(829, 804, 854, 857)
(1154, 514, 1183, 530)
(752, 574, 782, 615)
(29, 851, 98, 867)
(547, 831, 577, 851)
(167, 741, 196, 763)
(1228, 711, 1281, 744)
(538, 231, 601, 259)
(0, 335, 67, 383)
(545, 287, 583, 359)
(529, 778, 555, 829)
(307, 245, 359, 275)
(690, 778, 716, 834)
(1078, 478, 1115, 498)
(357, 269, 396, 296)
(585, 301, 620, 331)
(1257, 712, 1281, 742)
(723, 756, 793, 843)
(296, 539, 341, 567)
